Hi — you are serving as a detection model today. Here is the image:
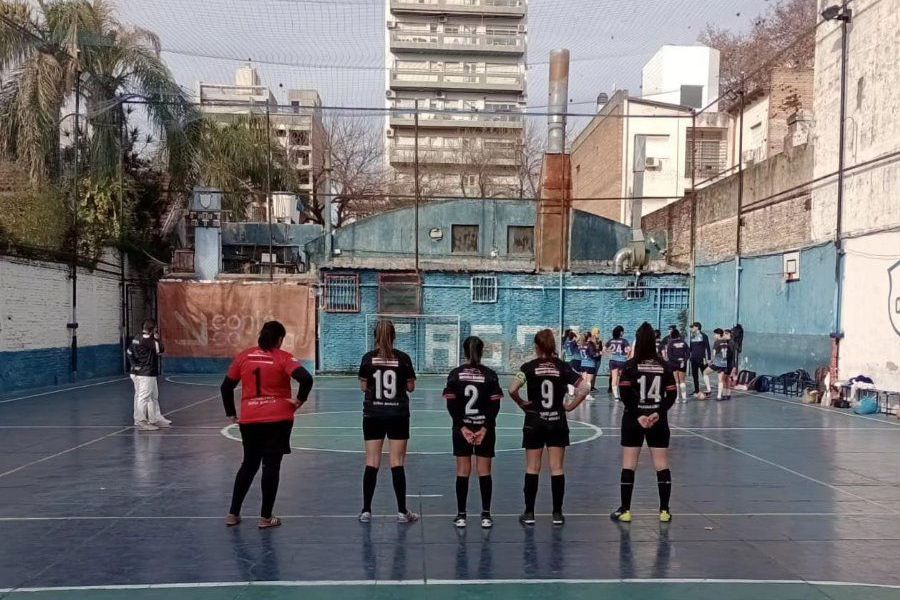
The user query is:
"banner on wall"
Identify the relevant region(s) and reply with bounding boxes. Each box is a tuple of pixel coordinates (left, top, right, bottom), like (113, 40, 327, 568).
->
(157, 281, 316, 360)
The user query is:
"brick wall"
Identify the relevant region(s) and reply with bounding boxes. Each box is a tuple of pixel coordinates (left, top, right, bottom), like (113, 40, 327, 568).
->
(766, 68, 815, 157)
(571, 99, 624, 222)
(0, 255, 124, 392)
(320, 269, 690, 374)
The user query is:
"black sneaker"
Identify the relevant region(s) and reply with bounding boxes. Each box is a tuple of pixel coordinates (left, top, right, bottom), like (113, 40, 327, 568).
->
(552, 512, 565, 525)
(480, 512, 493, 529)
(453, 513, 467, 528)
(518, 511, 535, 526)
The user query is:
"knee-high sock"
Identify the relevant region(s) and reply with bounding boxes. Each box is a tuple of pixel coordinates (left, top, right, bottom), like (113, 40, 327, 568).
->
(455, 476, 469, 514)
(620, 468, 636, 511)
(362, 466, 378, 513)
(657, 469, 672, 511)
(679, 382, 687, 400)
(703, 371, 712, 393)
(523, 473, 539, 513)
(551, 474, 565, 513)
(479, 475, 492, 513)
(391, 466, 407, 514)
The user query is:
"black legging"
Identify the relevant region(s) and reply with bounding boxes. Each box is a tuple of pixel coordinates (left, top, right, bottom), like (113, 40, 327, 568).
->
(229, 446, 284, 519)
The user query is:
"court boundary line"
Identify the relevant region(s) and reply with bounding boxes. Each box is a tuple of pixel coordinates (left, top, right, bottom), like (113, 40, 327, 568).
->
(219, 409, 602, 455)
(2, 577, 900, 594)
(676, 426, 900, 514)
(0, 378, 128, 405)
(0, 393, 220, 480)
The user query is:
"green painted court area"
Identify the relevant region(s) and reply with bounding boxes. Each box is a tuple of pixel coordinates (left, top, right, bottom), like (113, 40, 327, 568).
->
(5, 581, 899, 600)
(222, 410, 602, 453)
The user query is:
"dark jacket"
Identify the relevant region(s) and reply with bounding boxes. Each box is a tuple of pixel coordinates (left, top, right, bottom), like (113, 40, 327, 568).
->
(127, 334, 164, 377)
(689, 330, 711, 362)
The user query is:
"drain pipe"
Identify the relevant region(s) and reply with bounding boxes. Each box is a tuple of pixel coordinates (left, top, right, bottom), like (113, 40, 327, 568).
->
(613, 135, 648, 273)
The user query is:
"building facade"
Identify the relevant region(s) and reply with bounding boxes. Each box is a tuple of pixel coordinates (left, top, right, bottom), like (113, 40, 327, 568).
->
(198, 66, 327, 221)
(385, 0, 528, 198)
(641, 45, 720, 110)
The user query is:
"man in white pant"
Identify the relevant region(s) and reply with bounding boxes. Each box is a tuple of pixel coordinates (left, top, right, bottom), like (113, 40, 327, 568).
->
(127, 319, 171, 431)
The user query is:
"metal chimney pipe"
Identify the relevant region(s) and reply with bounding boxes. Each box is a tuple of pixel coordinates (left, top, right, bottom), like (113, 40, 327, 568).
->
(547, 49, 570, 154)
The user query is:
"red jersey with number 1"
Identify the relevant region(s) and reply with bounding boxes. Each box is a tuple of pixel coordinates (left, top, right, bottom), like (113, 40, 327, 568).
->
(227, 347, 300, 424)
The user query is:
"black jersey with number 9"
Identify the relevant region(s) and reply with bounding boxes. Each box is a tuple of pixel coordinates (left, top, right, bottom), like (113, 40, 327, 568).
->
(518, 358, 581, 425)
(358, 350, 416, 417)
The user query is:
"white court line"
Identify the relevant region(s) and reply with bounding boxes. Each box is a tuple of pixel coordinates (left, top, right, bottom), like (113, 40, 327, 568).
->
(2, 577, 900, 594)
(676, 426, 900, 514)
(0, 378, 127, 404)
(741, 390, 900, 427)
(0, 511, 893, 522)
(0, 393, 220, 480)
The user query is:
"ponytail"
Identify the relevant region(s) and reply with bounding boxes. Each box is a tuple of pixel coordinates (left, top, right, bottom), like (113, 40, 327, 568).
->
(533, 329, 557, 358)
(374, 319, 396, 359)
(258, 321, 287, 351)
(463, 336, 484, 366)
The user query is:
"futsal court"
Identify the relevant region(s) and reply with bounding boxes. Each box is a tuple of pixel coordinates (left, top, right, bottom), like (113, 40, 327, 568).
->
(1, 373, 899, 600)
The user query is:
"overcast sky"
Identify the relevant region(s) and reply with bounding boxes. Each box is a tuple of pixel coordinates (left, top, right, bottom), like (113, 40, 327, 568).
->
(115, 0, 771, 134)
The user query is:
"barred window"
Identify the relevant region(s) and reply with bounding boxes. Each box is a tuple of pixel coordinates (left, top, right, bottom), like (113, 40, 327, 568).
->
(656, 288, 689, 310)
(471, 275, 498, 303)
(379, 272, 422, 314)
(685, 128, 727, 179)
(323, 273, 360, 313)
(624, 280, 647, 300)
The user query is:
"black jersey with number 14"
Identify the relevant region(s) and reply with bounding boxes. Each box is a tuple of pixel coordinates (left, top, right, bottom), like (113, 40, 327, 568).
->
(518, 358, 582, 425)
(443, 364, 503, 428)
(618, 359, 677, 418)
(358, 350, 416, 417)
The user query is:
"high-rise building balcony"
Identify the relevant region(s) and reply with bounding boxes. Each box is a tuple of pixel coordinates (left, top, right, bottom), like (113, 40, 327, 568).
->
(390, 69, 524, 93)
(389, 147, 519, 166)
(390, 0, 526, 17)
(389, 31, 525, 55)
(389, 109, 523, 129)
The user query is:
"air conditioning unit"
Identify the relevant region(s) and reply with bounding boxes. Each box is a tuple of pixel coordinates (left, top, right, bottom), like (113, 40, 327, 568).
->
(438, 15, 448, 23)
(742, 149, 757, 164)
(645, 157, 662, 170)
(517, 24, 528, 33)
(783, 251, 801, 282)
(387, 20, 397, 29)
(386, 129, 395, 138)
(386, 90, 396, 99)
(435, 90, 446, 99)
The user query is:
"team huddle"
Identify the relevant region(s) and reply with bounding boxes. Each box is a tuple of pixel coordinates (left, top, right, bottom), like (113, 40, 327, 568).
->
(214, 319, 740, 530)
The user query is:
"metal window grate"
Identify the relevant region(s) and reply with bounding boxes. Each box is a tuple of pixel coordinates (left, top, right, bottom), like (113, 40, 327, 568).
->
(624, 280, 647, 300)
(324, 273, 360, 313)
(656, 287, 689, 310)
(471, 275, 498, 303)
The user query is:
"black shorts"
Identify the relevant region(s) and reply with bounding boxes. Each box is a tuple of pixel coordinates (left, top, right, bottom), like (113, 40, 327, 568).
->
(609, 359, 626, 371)
(669, 359, 688, 373)
(522, 419, 570, 449)
(710, 364, 730, 374)
(239, 421, 293, 455)
(621, 417, 670, 448)
(362, 416, 410, 441)
(569, 359, 582, 372)
(581, 365, 598, 375)
(452, 426, 496, 458)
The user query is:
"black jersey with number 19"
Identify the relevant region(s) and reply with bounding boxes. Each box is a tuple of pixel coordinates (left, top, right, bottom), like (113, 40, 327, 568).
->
(358, 350, 416, 417)
(518, 358, 582, 425)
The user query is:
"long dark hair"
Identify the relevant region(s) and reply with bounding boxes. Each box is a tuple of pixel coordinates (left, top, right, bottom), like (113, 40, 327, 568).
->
(612, 325, 624, 340)
(632, 322, 658, 362)
(374, 319, 395, 359)
(670, 327, 682, 339)
(533, 329, 557, 358)
(463, 336, 484, 366)
(258, 321, 287, 351)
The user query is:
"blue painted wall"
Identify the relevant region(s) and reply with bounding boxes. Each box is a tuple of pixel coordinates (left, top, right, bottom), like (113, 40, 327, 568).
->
(694, 243, 835, 376)
(320, 270, 690, 374)
(0, 343, 122, 393)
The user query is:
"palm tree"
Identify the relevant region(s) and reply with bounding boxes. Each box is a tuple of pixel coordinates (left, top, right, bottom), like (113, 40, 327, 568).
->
(0, 0, 194, 183)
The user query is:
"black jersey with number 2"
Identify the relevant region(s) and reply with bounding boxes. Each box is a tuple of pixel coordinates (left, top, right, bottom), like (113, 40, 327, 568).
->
(358, 350, 416, 417)
(518, 358, 582, 425)
(618, 358, 678, 418)
(443, 364, 503, 428)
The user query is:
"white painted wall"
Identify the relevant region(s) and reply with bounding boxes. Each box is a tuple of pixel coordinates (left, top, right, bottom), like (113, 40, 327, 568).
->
(641, 45, 720, 109)
(810, 0, 900, 388)
(0, 256, 121, 352)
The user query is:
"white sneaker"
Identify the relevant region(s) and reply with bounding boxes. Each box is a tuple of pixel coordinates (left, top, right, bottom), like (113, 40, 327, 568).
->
(587, 394, 595, 402)
(454, 514, 467, 528)
(358, 511, 372, 523)
(135, 421, 159, 431)
(153, 419, 172, 428)
(397, 511, 420, 523)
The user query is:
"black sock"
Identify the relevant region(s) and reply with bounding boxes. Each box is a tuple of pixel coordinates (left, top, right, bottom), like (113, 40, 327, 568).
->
(362, 466, 378, 513)
(657, 469, 672, 512)
(391, 466, 407, 514)
(479, 475, 493, 514)
(523, 473, 539, 513)
(456, 476, 469, 515)
(620, 468, 635, 511)
(551, 474, 565, 513)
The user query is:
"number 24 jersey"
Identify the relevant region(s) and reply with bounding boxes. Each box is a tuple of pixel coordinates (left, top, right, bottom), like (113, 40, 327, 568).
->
(358, 350, 416, 417)
(518, 358, 582, 425)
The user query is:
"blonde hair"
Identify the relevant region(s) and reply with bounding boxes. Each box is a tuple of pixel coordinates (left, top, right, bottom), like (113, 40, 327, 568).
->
(374, 320, 395, 359)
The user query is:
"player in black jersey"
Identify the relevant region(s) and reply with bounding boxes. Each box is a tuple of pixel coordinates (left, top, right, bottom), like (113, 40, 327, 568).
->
(664, 328, 691, 403)
(357, 320, 419, 524)
(709, 328, 735, 401)
(443, 336, 503, 529)
(611, 322, 678, 524)
(509, 329, 590, 526)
